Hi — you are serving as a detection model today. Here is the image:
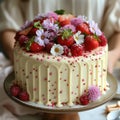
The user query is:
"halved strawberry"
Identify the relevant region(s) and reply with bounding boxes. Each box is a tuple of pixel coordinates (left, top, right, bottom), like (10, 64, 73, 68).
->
(60, 19, 71, 27)
(19, 27, 32, 36)
(76, 22, 91, 35)
(30, 42, 44, 52)
(84, 35, 99, 51)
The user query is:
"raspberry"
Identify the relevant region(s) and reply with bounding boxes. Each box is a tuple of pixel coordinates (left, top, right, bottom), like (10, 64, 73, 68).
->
(45, 42, 54, 53)
(99, 34, 107, 46)
(18, 91, 29, 101)
(19, 35, 28, 46)
(80, 94, 89, 105)
(10, 85, 21, 97)
(71, 44, 83, 56)
(62, 45, 70, 56)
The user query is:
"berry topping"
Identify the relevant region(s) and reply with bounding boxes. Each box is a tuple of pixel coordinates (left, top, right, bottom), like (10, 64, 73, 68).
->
(15, 11, 107, 56)
(10, 84, 21, 97)
(60, 19, 71, 27)
(80, 94, 89, 105)
(99, 34, 107, 46)
(30, 42, 44, 52)
(19, 35, 28, 46)
(19, 27, 32, 36)
(18, 91, 29, 101)
(28, 27, 38, 36)
(57, 29, 74, 47)
(76, 23, 91, 35)
(71, 44, 83, 56)
(84, 35, 99, 51)
(62, 45, 71, 56)
(45, 42, 54, 53)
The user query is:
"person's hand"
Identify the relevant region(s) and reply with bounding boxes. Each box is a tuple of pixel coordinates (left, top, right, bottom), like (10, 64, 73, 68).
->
(1, 30, 16, 63)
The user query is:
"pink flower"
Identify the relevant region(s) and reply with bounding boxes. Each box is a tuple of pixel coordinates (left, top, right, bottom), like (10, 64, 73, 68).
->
(42, 19, 59, 32)
(62, 24, 76, 32)
(71, 16, 86, 26)
(46, 11, 58, 20)
(88, 85, 101, 101)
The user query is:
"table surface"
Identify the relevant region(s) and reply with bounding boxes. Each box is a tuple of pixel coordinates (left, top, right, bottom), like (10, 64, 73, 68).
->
(16, 69, 120, 120)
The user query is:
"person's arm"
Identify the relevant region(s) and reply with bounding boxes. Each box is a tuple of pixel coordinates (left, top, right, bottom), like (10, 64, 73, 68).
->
(108, 32, 120, 73)
(1, 30, 16, 63)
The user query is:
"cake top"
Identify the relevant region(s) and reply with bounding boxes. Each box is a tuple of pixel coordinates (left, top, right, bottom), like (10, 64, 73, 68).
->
(15, 10, 107, 57)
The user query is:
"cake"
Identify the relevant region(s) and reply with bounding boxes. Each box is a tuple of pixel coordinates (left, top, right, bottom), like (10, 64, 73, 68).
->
(11, 10, 109, 107)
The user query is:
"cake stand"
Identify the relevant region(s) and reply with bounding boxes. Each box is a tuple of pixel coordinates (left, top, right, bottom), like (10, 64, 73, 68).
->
(4, 72, 117, 120)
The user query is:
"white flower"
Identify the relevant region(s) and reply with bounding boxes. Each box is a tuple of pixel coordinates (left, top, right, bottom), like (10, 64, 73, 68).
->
(73, 31, 85, 44)
(50, 44, 64, 56)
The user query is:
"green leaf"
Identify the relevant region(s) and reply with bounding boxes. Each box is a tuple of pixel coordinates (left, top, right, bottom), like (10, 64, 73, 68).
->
(34, 21, 42, 29)
(62, 29, 73, 39)
(25, 37, 35, 51)
(54, 9, 65, 15)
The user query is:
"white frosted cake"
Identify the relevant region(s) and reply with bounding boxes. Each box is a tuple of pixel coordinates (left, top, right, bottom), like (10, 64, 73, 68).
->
(12, 10, 108, 107)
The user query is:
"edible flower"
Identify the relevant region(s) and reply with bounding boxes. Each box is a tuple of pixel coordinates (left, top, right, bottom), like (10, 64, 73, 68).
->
(50, 44, 64, 56)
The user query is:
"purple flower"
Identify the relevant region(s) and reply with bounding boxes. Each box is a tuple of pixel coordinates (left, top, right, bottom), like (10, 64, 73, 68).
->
(88, 20, 102, 36)
(35, 29, 49, 46)
(44, 31, 57, 42)
(71, 16, 86, 26)
(20, 21, 33, 30)
(88, 85, 101, 101)
(34, 13, 45, 21)
(42, 19, 59, 32)
(62, 24, 76, 32)
(46, 11, 58, 20)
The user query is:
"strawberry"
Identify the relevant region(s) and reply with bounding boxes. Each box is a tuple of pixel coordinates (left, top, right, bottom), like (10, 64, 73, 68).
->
(71, 44, 84, 56)
(80, 94, 89, 105)
(60, 19, 71, 27)
(30, 42, 44, 52)
(76, 22, 91, 35)
(84, 35, 99, 51)
(57, 29, 74, 47)
(10, 84, 21, 97)
(58, 14, 74, 22)
(19, 27, 32, 36)
(99, 34, 107, 46)
(18, 91, 29, 101)
(57, 36, 74, 47)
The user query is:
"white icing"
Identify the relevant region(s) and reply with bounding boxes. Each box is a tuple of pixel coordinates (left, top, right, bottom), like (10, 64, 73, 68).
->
(14, 42, 108, 107)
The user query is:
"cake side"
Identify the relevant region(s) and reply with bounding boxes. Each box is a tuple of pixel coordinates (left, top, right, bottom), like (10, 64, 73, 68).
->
(14, 42, 108, 107)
